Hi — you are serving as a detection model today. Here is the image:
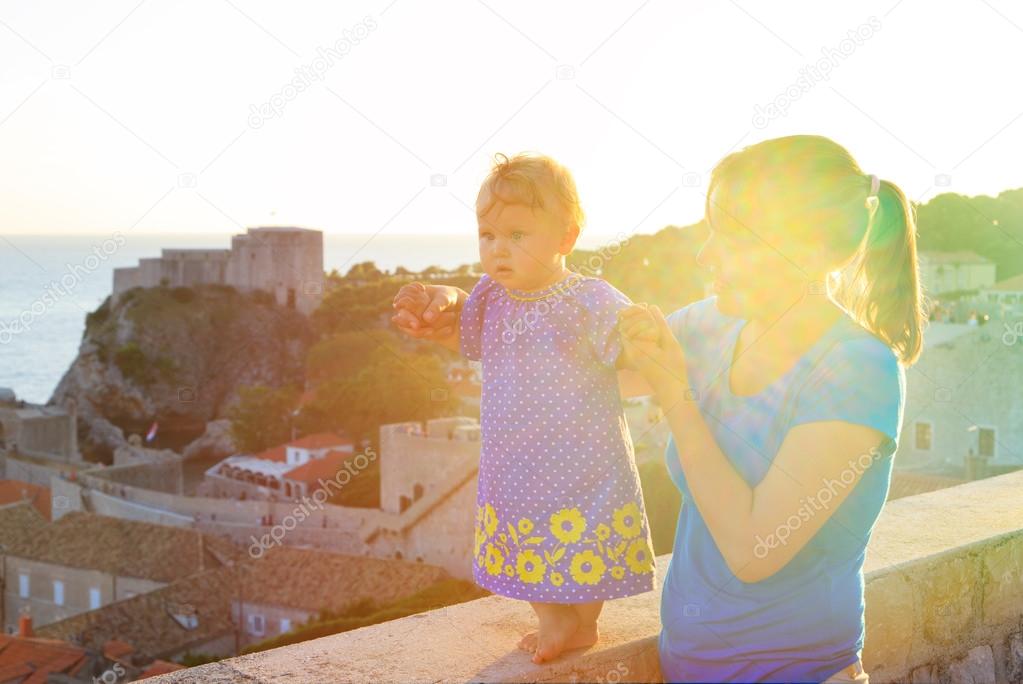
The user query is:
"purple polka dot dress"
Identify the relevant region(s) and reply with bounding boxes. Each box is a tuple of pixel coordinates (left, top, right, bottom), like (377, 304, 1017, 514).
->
(460, 272, 656, 603)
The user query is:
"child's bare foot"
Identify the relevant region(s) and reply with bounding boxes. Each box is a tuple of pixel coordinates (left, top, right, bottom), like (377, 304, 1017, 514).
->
(532, 605, 579, 664)
(518, 620, 598, 654)
(517, 631, 539, 653)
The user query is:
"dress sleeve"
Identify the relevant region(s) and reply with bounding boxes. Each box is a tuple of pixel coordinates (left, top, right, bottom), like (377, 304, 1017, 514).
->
(581, 279, 633, 367)
(459, 275, 493, 361)
(790, 338, 905, 448)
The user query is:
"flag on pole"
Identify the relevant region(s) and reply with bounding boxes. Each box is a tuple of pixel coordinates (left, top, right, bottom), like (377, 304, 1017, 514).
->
(145, 421, 158, 443)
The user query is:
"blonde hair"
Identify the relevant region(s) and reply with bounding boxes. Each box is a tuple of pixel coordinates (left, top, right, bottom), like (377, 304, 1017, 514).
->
(708, 135, 926, 365)
(476, 152, 585, 231)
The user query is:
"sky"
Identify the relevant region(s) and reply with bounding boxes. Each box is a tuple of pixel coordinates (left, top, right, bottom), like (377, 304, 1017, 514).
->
(2, 0, 1022, 238)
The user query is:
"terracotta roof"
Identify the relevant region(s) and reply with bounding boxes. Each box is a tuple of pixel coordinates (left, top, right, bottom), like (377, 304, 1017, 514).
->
(238, 546, 449, 614)
(103, 638, 134, 661)
(0, 480, 51, 521)
(36, 565, 238, 663)
(920, 250, 992, 265)
(283, 449, 356, 484)
(138, 659, 186, 679)
(989, 273, 1023, 292)
(286, 432, 350, 450)
(0, 511, 244, 583)
(0, 633, 88, 684)
(252, 445, 287, 462)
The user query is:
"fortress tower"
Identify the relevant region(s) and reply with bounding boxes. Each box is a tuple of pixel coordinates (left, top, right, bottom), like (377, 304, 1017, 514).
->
(112, 227, 324, 315)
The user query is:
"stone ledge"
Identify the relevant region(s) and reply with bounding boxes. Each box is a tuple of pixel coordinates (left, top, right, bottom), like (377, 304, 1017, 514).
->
(150, 470, 1023, 684)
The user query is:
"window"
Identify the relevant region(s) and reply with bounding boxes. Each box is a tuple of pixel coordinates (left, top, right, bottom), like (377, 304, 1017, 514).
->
(89, 588, 101, 610)
(978, 428, 996, 458)
(914, 422, 932, 451)
(53, 580, 64, 606)
(248, 614, 265, 636)
(18, 574, 29, 598)
(280, 617, 291, 633)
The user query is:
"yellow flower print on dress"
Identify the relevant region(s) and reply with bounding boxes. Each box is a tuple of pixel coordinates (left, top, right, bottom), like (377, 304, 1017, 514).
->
(610, 566, 625, 580)
(517, 518, 534, 534)
(624, 538, 654, 574)
(484, 543, 504, 576)
(549, 507, 587, 544)
(595, 523, 611, 541)
(550, 571, 565, 587)
(516, 550, 547, 584)
(504, 565, 515, 577)
(483, 503, 499, 538)
(612, 502, 642, 539)
(474, 528, 486, 557)
(569, 549, 606, 585)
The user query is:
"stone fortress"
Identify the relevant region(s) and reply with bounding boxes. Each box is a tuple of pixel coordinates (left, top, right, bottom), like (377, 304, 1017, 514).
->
(112, 227, 324, 315)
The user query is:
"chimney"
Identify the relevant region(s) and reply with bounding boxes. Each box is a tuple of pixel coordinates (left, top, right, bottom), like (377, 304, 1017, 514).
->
(18, 611, 33, 638)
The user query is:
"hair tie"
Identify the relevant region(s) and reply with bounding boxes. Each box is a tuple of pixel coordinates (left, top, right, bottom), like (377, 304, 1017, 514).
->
(865, 174, 880, 212)
(868, 174, 880, 197)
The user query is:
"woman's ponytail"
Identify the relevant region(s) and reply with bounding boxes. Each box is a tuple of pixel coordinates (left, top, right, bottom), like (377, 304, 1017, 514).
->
(832, 178, 925, 365)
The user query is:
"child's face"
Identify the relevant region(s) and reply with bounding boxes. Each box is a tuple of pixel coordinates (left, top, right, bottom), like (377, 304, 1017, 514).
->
(476, 191, 576, 291)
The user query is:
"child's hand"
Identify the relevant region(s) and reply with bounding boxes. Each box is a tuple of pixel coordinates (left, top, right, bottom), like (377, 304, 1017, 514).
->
(618, 304, 662, 344)
(391, 282, 460, 341)
(617, 304, 689, 401)
(393, 282, 431, 319)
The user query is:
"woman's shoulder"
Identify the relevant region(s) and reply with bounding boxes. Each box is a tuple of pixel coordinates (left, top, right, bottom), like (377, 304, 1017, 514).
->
(821, 315, 902, 378)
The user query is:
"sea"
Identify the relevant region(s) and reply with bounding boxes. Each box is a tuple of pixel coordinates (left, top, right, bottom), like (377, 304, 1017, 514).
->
(0, 231, 612, 404)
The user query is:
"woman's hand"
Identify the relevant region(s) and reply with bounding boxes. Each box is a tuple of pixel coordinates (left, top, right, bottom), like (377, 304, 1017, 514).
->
(617, 304, 691, 404)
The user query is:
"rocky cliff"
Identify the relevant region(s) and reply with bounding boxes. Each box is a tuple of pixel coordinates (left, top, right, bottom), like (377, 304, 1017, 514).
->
(51, 284, 313, 460)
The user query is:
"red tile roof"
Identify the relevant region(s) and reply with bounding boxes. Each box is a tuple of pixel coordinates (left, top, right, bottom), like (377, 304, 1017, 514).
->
(103, 638, 134, 661)
(253, 444, 287, 462)
(283, 449, 354, 484)
(0, 633, 87, 684)
(0, 480, 51, 521)
(138, 659, 186, 679)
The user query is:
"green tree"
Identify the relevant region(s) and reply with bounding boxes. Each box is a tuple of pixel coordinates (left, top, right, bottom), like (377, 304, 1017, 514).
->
(228, 384, 300, 453)
(304, 348, 457, 449)
(346, 261, 384, 281)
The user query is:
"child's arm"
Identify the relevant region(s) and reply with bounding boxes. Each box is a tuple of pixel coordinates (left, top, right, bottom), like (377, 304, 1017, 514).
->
(615, 304, 662, 397)
(392, 283, 467, 354)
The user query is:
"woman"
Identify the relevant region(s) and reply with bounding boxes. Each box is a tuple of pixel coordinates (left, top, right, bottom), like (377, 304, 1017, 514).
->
(394, 135, 922, 683)
(618, 135, 921, 683)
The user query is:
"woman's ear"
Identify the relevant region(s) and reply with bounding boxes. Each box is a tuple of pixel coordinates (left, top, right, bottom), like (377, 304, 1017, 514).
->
(559, 222, 580, 255)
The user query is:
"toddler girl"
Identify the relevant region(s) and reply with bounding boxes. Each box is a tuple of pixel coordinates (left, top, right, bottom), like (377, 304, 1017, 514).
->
(392, 153, 655, 663)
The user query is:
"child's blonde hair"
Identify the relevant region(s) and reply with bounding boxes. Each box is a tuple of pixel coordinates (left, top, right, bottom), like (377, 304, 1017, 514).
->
(476, 152, 585, 231)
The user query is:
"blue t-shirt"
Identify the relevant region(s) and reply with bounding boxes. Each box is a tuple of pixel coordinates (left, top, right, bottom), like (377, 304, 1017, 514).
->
(658, 297, 905, 684)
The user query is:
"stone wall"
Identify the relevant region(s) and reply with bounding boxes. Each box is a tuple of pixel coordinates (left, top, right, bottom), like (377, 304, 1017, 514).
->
(149, 470, 1023, 684)
(379, 417, 479, 515)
